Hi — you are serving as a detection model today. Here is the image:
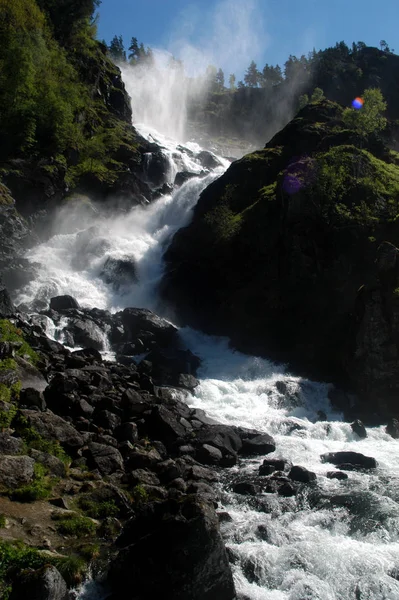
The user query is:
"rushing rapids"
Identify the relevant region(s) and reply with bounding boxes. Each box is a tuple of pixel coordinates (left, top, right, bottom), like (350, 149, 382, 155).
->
(13, 91, 399, 600)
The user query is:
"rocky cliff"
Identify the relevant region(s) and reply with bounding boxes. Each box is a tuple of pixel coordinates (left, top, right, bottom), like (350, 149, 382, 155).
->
(162, 100, 399, 421)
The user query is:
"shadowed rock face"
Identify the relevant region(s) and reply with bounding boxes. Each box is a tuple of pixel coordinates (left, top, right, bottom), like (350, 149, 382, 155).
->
(161, 101, 399, 421)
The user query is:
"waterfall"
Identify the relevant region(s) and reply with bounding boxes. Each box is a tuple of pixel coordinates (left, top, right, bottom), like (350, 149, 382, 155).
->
(14, 87, 399, 600)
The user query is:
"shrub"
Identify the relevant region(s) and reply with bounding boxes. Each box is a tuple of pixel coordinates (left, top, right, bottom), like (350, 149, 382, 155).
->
(78, 496, 119, 519)
(9, 463, 53, 502)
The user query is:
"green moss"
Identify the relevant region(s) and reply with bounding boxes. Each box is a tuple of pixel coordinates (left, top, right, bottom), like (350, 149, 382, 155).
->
(52, 513, 97, 537)
(204, 204, 242, 242)
(0, 401, 17, 429)
(0, 514, 6, 528)
(131, 484, 149, 505)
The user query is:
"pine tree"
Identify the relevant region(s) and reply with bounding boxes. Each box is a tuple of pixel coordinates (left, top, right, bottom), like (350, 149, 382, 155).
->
(244, 61, 260, 87)
(109, 35, 126, 62)
(128, 37, 139, 63)
(229, 74, 236, 91)
(216, 68, 225, 90)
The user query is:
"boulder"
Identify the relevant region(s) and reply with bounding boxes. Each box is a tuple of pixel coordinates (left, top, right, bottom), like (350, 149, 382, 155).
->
(196, 150, 222, 170)
(20, 410, 84, 452)
(19, 387, 46, 411)
(86, 442, 124, 475)
(0, 455, 35, 489)
(147, 405, 187, 447)
(321, 451, 377, 469)
(386, 418, 399, 439)
(50, 295, 80, 311)
(174, 171, 201, 187)
(9, 565, 69, 600)
(327, 471, 348, 481)
(29, 449, 67, 477)
(194, 425, 242, 466)
(121, 308, 177, 346)
(289, 465, 317, 483)
(65, 317, 106, 350)
(240, 432, 276, 457)
(351, 419, 367, 439)
(100, 256, 137, 290)
(258, 458, 291, 476)
(109, 496, 235, 600)
(0, 432, 24, 455)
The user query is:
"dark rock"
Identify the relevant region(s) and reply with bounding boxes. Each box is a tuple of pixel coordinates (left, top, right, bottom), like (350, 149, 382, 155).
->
(321, 451, 377, 469)
(65, 318, 106, 350)
(0, 285, 15, 316)
(9, 565, 69, 600)
(0, 455, 35, 489)
(240, 432, 276, 456)
(189, 465, 218, 482)
(146, 347, 201, 386)
(0, 433, 24, 455)
(386, 418, 399, 439)
(20, 410, 84, 453)
(289, 465, 317, 483)
(278, 482, 297, 497)
(177, 373, 200, 390)
(29, 449, 67, 477)
(86, 442, 124, 475)
(194, 425, 242, 466)
(72, 347, 103, 363)
(148, 405, 187, 446)
(109, 496, 235, 600)
(115, 422, 139, 444)
(259, 458, 291, 476)
(125, 446, 162, 471)
(174, 171, 200, 187)
(15, 356, 47, 392)
(100, 256, 137, 290)
(327, 471, 349, 480)
(129, 469, 161, 487)
(275, 381, 287, 394)
(94, 410, 121, 432)
(351, 419, 367, 439)
(233, 482, 260, 496)
(196, 150, 221, 170)
(121, 307, 178, 347)
(156, 459, 181, 483)
(19, 387, 46, 411)
(50, 295, 80, 311)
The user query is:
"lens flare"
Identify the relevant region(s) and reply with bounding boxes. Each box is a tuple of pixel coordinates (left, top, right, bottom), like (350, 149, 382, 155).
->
(352, 97, 364, 110)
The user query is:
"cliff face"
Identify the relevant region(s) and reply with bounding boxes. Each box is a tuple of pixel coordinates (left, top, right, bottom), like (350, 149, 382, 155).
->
(162, 101, 399, 421)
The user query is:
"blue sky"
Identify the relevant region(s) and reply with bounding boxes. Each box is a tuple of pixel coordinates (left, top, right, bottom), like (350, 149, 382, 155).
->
(97, 0, 399, 78)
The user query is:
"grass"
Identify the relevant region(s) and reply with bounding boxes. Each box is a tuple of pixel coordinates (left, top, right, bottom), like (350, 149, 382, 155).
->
(0, 320, 39, 365)
(52, 513, 97, 537)
(0, 515, 6, 528)
(77, 496, 119, 519)
(12, 412, 70, 464)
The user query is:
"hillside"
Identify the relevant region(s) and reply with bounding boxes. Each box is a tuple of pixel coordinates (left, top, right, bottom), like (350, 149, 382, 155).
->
(162, 100, 399, 422)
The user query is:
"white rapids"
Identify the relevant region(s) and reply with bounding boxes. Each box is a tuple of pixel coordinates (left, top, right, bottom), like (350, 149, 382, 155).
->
(14, 85, 399, 600)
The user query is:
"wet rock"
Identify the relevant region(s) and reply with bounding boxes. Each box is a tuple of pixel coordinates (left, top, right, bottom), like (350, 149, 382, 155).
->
(351, 419, 367, 439)
(86, 442, 124, 475)
(327, 471, 349, 480)
(240, 432, 276, 457)
(195, 425, 242, 466)
(15, 356, 47, 392)
(196, 150, 222, 170)
(121, 388, 151, 418)
(66, 317, 106, 351)
(129, 469, 161, 487)
(50, 295, 80, 311)
(174, 171, 200, 187)
(259, 458, 291, 476)
(278, 482, 296, 497)
(109, 496, 235, 600)
(233, 481, 260, 496)
(321, 451, 377, 469)
(9, 565, 69, 600)
(121, 307, 178, 347)
(100, 256, 137, 290)
(20, 410, 84, 453)
(289, 465, 317, 483)
(0, 455, 35, 489)
(386, 418, 399, 439)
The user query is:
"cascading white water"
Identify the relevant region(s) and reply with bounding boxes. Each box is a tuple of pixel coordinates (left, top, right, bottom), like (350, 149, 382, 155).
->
(14, 78, 399, 600)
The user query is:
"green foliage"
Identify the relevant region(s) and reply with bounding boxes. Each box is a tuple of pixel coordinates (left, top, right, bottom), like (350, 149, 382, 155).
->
(342, 88, 387, 136)
(0, 540, 88, 597)
(52, 513, 97, 536)
(298, 94, 309, 110)
(9, 463, 53, 502)
(131, 484, 149, 504)
(78, 496, 119, 519)
(0, 514, 6, 528)
(12, 412, 70, 463)
(311, 87, 325, 102)
(0, 320, 39, 364)
(0, 400, 17, 428)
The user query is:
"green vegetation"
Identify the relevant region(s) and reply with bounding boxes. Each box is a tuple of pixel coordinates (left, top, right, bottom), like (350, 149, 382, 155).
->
(0, 514, 6, 528)
(12, 412, 70, 463)
(9, 463, 53, 502)
(78, 496, 119, 519)
(52, 512, 97, 537)
(342, 88, 387, 136)
(0, 320, 39, 364)
(0, 540, 88, 597)
(131, 484, 149, 504)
